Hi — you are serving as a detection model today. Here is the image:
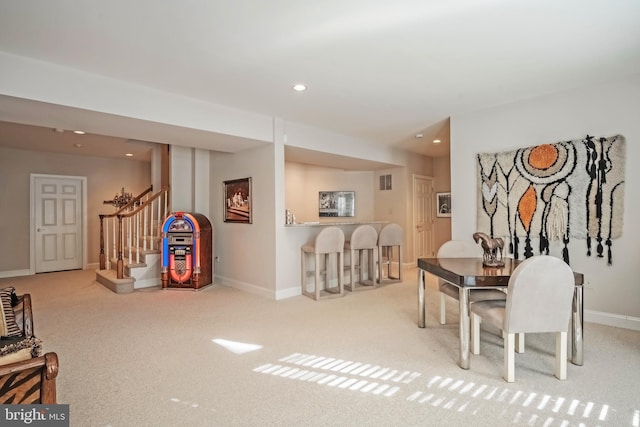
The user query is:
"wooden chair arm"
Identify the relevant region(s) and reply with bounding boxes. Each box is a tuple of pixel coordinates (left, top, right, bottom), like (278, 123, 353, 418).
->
(0, 352, 59, 404)
(0, 352, 57, 377)
(42, 352, 59, 403)
(44, 352, 59, 380)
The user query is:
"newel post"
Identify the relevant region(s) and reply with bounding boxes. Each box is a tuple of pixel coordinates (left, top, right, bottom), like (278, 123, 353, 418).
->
(116, 215, 124, 279)
(99, 215, 106, 270)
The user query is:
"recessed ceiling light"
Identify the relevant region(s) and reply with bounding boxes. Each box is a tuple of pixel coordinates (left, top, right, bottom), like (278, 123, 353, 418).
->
(292, 83, 307, 92)
(73, 130, 85, 135)
(433, 139, 441, 144)
(125, 153, 134, 157)
(415, 133, 424, 138)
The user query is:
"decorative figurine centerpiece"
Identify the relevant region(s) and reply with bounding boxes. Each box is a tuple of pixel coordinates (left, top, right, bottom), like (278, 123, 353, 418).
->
(473, 232, 505, 267)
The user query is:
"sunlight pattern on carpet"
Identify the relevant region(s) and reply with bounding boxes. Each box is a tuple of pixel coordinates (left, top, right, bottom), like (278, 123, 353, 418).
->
(212, 338, 263, 354)
(254, 352, 637, 426)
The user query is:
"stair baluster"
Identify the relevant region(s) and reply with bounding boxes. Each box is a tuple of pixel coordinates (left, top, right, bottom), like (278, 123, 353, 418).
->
(98, 186, 169, 279)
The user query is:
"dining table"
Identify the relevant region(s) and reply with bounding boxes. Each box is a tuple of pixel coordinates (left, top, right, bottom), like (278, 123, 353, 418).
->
(417, 257, 584, 370)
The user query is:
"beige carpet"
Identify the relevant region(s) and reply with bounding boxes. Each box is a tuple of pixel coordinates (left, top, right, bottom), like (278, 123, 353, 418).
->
(2, 268, 639, 427)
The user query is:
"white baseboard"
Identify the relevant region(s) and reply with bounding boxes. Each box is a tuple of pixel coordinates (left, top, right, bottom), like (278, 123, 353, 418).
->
(214, 275, 276, 299)
(585, 310, 640, 331)
(134, 278, 161, 289)
(0, 269, 31, 279)
(276, 286, 302, 300)
(2, 265, 99, 278)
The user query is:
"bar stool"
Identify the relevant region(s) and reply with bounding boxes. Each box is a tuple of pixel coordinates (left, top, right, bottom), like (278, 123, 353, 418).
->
(377, 223, 403, 285)
(344, 225, 378, 291)
(301, 227, 345, 300)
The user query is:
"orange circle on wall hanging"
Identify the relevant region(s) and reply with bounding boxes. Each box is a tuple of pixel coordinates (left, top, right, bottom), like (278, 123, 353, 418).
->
(528, 144, 558, 169)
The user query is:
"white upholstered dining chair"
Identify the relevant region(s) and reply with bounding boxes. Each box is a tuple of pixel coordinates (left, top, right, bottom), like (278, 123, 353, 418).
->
(470, 255, 576, 382)
(437, 240, 507, 325)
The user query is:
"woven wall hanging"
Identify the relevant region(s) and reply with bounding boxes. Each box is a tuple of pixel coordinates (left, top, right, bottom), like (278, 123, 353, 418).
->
(477, 134, 625, 265)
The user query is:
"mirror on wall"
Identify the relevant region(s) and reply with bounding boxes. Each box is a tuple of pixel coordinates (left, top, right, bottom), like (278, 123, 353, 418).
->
(319, 191, 355, 217)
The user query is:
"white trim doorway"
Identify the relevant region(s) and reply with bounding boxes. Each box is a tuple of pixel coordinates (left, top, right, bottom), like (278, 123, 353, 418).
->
(412, 174, 435, 263)
(30, 173, 88, 274)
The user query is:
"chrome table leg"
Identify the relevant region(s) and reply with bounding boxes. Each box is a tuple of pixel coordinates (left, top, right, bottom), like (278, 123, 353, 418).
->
(458, 287, 470, 369)
(418, 269, 426, 328)
(571, 286, 584, 365)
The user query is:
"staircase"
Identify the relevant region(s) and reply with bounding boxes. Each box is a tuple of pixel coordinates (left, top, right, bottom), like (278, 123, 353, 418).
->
(96, 186, 170, 293)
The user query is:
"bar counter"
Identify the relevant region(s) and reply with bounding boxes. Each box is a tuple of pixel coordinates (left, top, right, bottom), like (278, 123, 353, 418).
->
(285, 220, 388, 227)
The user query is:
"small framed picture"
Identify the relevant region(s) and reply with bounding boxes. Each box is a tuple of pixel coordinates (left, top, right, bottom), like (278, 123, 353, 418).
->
(436, 192, 451, 217)
(223, 177, 252, 223)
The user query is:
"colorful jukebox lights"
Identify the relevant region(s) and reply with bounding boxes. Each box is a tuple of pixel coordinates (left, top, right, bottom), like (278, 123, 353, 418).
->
(161, 212, 212, 290)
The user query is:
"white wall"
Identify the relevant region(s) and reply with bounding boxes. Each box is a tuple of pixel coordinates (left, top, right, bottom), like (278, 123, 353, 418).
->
(284, 162, 307, 221)
(170, 145, 195, 212)
(211, 144, 277, 297)
(193, 148, 211, 217)
(450, 74, 640, 330)
(285, 163, 375, 223)
(276, 144, 433, 298)
(284, 157, 432, 270)
(402, 154, 434, 263)
(0, 51, 440, 299)
(373, 167, 406, 231)
(285, 121, 407, 167)
(0, 146, 151, 273)
(169, 145, 211, 217)
(432, 156, 451, 250)
(281, 162, 380, 299)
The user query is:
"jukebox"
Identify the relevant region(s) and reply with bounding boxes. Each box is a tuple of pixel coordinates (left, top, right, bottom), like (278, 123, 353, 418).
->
(161, 212, 213, 290)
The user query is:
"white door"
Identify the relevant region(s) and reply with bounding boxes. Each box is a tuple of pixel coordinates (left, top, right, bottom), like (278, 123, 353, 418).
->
(413, 175, 434, 259)
(33, 175, 84, 273)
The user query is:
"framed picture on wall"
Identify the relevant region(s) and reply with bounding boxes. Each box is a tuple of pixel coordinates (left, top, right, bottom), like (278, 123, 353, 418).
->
(436, 192, 451, 218)
(223, 177, 252, 223)
(318, 191, 355, 217)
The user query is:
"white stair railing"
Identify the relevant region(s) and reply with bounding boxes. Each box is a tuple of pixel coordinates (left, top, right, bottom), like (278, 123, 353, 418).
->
(99, 186, 170, 278)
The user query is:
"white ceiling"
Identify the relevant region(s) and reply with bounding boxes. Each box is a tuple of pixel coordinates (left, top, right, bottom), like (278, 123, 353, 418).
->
(0, 120, 155, 161)
(0, 1, 639, 167)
